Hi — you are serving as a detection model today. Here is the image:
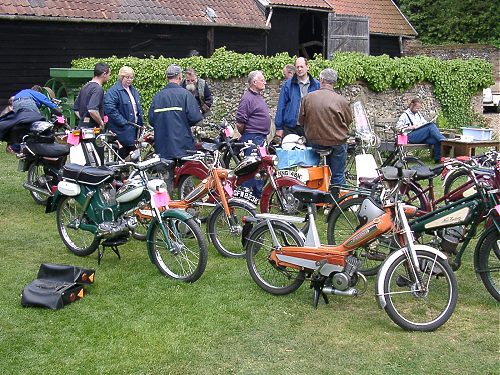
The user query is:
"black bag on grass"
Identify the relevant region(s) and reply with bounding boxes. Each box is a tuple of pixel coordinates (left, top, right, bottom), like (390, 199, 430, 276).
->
(21, 263, 95, 310)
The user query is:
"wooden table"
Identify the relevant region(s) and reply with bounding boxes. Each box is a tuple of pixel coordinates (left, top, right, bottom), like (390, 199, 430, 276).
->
(441, 139, 500, 157)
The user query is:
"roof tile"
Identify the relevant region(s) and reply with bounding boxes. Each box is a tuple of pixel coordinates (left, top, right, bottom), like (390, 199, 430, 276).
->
(0, 0, 268, 28)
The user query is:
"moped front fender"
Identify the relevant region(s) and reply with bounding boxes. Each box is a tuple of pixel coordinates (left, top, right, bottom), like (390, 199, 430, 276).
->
(174, 161, 209, 187)
(259, 176, 304, 213)
(375, 245, 448, 309)
(45, 189, 66, 213)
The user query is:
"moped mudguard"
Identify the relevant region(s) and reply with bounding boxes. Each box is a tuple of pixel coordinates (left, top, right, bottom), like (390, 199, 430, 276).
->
(259, 176, 304, 213)
(375, 245, 448, 309)
(174, 160, 209, 187)
(45, 190, 64, 213)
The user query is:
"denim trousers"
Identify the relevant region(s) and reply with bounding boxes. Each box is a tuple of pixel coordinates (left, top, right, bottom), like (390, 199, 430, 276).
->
(310, 143, 347, 186)
(239, 132, 267, 198)
(408, 122, 446, 161)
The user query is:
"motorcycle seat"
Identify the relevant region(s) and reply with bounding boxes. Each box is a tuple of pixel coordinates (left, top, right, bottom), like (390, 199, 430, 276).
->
(290, 185, 335, 204)
(62, 163, 115, 185)
(26, 142, 70, 158)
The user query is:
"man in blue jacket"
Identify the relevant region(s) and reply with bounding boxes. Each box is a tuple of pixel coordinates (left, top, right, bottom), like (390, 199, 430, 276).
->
(275, 57, 320, 138)
(104, 66, 144, 159)
(149, 64, 203, 193)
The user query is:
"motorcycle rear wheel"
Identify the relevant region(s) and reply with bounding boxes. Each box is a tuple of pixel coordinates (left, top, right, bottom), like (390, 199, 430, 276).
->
(246, 221, 305, 295)
(27, 162, 49, 205)
(56, 196, 100, 256)
(148, 216, 207, 282)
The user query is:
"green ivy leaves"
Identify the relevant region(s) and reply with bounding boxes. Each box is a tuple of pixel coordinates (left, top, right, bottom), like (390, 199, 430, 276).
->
(71, 48, 494, 130)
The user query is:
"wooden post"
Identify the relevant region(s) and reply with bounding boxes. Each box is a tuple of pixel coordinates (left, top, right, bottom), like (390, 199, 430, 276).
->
(207, 27, 214, 57)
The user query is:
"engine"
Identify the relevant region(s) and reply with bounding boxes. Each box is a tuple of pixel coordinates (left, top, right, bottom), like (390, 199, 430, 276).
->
(331, 255, 361, 291)
(96, 217, 137, 239)
(437, 225, 465, 254)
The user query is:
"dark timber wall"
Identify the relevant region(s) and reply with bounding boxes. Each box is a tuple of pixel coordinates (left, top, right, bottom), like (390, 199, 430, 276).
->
(0, 20, 266, 108)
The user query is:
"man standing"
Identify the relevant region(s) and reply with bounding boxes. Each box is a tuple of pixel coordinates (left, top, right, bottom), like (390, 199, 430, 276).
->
(397, 98, 446, 163)
(275, 57, 320, 138)
(299, 68, 352, 186)
(181, 68, 213, 116)
(149, 64, 203, 160)
(236, 70, 271, 197)
(74, 62, 110, 129)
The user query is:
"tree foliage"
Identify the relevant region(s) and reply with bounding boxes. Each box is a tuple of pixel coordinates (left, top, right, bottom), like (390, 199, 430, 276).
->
(397, 0, 500, 47)
(72, 48, 493, 129)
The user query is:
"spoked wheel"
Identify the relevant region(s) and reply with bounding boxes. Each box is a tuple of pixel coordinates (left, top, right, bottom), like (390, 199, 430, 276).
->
(178, 174, 212, 223)
(327, 196, 394, 276)
(443, 168, 473, 199)
(379, 250, 457, 331)
(56, 196, 100, 256)
(148, 216, 207, 282)
(246, 221, 306, 295)
(207, 200, 256, 258)
(476, 227, 500, 302)
(27, 162, 50, 205)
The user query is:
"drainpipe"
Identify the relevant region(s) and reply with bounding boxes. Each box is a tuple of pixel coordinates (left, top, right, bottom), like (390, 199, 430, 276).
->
(266, 7, 273, 27)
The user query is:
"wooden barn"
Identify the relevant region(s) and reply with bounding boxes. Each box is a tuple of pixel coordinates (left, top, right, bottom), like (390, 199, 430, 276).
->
(0, 0, 417, 107)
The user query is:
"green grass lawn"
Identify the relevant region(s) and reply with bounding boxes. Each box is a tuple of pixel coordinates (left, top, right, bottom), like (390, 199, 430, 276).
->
(0, 147, 498, 375)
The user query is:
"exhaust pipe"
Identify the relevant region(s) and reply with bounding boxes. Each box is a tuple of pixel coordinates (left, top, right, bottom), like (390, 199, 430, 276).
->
(322, 286, 358, 297)
(23, 182, 51, 197)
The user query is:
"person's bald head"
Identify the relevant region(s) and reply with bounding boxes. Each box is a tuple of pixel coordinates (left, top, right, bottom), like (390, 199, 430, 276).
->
(295, 57, 309, 80)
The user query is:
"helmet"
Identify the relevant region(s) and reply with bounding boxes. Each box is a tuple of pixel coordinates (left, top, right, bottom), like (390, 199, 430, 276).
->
(281, 134, 307, 150)
(30, 121, 53, 134)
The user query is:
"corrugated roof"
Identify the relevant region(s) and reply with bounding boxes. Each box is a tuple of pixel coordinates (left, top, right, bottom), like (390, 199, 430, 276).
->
(0, 0, 268, 29)
(329, 0, 417, 36)
(269, 0, 333, 10)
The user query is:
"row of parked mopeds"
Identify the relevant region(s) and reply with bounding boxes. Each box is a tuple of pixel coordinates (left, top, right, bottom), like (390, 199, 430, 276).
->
(4, 113, 499, 332)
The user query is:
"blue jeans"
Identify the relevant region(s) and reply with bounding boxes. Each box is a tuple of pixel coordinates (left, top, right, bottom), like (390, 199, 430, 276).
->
(408, 122, 446, 161)
(239, 132, 267, 198)
(310, 143, 347, 186)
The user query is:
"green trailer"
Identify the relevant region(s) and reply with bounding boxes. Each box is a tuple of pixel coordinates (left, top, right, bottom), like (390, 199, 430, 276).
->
(44, 68, 93, 127)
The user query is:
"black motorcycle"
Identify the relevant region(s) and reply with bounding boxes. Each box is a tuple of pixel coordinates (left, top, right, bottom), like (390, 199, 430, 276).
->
(18, 119, 70, 205)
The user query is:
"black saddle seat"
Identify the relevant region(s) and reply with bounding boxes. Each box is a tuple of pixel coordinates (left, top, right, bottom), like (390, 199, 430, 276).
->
(290, 185, 335, 204)
(63, 163, 115, 185)
(26, 142, 70, 158)
(380, 166, 416, 181)
(313, 146, 332, 157)
(410, 164, 436, 181)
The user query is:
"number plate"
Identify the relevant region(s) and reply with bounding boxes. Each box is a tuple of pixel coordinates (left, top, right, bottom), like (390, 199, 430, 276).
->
(276, 169, 309, 183)
(233, 187, 259, 205)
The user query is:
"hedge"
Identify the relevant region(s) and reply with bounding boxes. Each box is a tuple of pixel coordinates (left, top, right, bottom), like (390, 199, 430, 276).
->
(72, 47, 494, 129)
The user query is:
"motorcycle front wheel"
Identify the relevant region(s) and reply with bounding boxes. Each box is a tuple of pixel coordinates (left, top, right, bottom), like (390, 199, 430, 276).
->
(207, 200, 256, 258)
(56, 196, 100, 256)
(246, 221, 305, 295)
(476, 227, 500, 302)
(379, 250, 457, 331)
(148, 216, 207, 282)
(27, 162, 49, 205)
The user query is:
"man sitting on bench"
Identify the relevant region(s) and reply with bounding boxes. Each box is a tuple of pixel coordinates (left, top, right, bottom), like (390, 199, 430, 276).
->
(397, 97, 446, 163)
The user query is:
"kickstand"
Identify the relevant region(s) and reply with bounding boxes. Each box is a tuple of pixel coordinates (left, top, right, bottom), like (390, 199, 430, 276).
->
(312, 285, 329, 309)
(97, 244, 121, 265)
